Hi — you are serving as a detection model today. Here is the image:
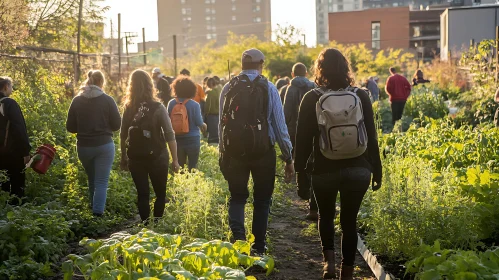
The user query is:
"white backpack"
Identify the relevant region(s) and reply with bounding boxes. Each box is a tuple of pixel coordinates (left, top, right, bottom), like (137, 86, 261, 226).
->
(315, 87, 368, 160)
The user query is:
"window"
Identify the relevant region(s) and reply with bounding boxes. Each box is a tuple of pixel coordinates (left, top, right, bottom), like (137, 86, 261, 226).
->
(253, 5, 261, 12)
(354, 3, 359, 9)
(205, 0, 210, 3)
(211, 0, 216, 2)
(207, 34, 212, 40)
(253, 17, 262, 23)
(413, 26, 421, 37)
(371, 21, 380, 50)
(205, 16, 211, 21)
(232, 15, 236, 21)
(338, 4, 343, 10)
(212, 9, 216, 14)
(206, 8, 211, 13)
(181, 0, 186, 4)
(232, 5, 236, 11)
(207, 25, 212, 30)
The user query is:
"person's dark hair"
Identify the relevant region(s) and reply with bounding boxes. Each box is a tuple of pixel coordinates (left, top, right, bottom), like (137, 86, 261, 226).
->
(314, 48, 354, 90)
(172, 75, 197, 99)
(206, 78, 216, 89)
(389, 67, 397, 74)
(242, 62, 263, 70)
(180, 69, 191, 76)
(123, 69, 158, 112)
(276, 77, 290, 90)
(165, 76, 174, 84)
(0, 76, 12, 91)
(292, 63, 307, 77)
(213, 76, 220, 85)
(203, 76, 209, 83)
(413, 69, 424, 80)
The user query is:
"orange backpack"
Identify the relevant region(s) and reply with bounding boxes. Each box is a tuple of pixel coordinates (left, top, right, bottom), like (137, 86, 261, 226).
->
(170, 98, 190, 135)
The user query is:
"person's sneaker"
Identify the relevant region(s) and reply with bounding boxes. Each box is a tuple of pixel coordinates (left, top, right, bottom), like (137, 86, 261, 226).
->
(306, 210, 319, 221)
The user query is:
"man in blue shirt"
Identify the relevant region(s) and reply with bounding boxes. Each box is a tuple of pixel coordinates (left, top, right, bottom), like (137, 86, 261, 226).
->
(219, 49, 294, 255)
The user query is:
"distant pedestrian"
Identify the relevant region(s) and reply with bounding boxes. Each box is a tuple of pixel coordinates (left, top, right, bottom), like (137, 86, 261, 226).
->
(168, 76, 207, 170)
(205, 78, 221, 145)
(0, 76, 31, 204)
(179, 69, 206, 104)
(213, 76, 223, 91)
(283, 63, 317, 221)
(152, 68, 172, 105)
(66, 70, 121, 216)
(202, 76, 209, 91)
(276, 77, 291, 103)
(385, 67, 411, 125)
(219, 48, 294, 255)
(412, 69, 430, 86)
(294, 48, 382, 280)
(366, 76, 380, 102)
(121, 69, 180, 223)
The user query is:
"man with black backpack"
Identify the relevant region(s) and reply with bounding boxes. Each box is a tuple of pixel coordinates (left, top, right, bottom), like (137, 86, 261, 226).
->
(0, 76, 31, 203)
(219, 48, 294, 255)
(283, 63, 318, 221)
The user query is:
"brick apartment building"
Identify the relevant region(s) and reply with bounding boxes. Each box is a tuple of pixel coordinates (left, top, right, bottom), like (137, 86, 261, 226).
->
(157, 0, 271, 58)
(328, 6, 442, 58)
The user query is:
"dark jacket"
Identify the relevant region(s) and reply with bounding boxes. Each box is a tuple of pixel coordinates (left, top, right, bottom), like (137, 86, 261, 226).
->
(412, 77, 430, 86)
(157, 76, 172, 104)
(366, 79, 380, 101)
(279, 85, 289, 104)
(283, 76, 315, 138)
(66, 86, 121, 147)
(0, 93, 31, 157)
(294, 88, 382, 181)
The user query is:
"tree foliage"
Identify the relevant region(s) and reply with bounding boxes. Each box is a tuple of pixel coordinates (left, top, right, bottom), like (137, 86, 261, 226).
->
(0, 0, 29, 51)
(27, 0, 108, 52)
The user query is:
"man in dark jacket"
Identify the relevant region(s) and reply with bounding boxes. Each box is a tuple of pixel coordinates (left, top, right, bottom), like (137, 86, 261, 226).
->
(283, 63, 317, 220)
(0, 77, 31, 202)
(152, 68, 172, 104)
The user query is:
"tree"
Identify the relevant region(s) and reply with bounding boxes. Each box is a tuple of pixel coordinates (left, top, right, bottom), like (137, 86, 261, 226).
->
(0, 0, 29, 51)
(27, 0, 108, 52)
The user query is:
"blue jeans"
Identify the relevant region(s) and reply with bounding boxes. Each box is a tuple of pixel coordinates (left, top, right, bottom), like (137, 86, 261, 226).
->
(77, 142, 115, 214)
(221, 149, 276, 253)
(177, 137, 201, 170)
(206, 114, 219, 144)
(312, 167, 371, 266)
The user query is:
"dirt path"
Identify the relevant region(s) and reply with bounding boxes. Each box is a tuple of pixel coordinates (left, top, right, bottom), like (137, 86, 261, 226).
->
(251, 189, 375, 280)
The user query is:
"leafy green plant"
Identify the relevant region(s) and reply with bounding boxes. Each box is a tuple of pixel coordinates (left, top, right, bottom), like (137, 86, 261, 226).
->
(62, 229, 274, 280)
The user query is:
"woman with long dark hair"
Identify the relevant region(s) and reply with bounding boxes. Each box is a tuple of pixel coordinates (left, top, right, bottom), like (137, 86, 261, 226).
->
(294, 49, 382, 279)
(121, 69, 180, 223)
(412, 69, 430, 86)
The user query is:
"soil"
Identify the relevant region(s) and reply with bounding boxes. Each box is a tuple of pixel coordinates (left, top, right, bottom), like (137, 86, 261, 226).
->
(249, 188, 376, 280)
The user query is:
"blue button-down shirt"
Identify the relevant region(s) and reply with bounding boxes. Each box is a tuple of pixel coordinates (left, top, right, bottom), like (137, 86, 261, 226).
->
(218, 70, 293, 161)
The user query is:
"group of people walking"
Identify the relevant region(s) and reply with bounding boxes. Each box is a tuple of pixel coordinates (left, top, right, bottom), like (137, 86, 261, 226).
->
(4, 46, 448, 279)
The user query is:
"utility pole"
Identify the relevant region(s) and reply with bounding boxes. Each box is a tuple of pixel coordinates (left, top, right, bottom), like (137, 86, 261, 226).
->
(173, 35, 177, 75)
(302, 34, 306, 51)
(124, 32, 138, 67)
(142, 28, 147, 65)
(118, 13, 121, 80)
(75, 0, 84, 86)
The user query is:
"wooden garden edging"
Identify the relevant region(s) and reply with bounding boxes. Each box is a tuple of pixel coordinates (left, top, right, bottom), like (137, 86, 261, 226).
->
(357, 234, 397, 280)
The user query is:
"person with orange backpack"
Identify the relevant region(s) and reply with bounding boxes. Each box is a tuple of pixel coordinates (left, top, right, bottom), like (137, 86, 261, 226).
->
(168, 76, 207, 170)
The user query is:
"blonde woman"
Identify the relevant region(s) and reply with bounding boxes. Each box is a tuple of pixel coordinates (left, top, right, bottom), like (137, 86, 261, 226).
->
(120, 69, 180, 224)
(66, 70, 121, 216)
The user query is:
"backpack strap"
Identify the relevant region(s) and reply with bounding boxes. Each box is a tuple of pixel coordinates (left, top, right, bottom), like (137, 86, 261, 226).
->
(0, 97, 9, 117)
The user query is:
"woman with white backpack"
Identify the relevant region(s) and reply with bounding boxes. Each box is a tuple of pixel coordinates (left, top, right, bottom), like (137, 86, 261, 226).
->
(293, 48, 382, 280)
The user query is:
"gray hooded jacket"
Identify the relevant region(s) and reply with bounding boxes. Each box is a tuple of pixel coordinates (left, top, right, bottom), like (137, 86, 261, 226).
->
(283, 76, 316, 139)
(66, 85, 121, 147)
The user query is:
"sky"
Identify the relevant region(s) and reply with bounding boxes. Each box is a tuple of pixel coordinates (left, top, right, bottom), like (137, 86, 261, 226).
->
(102, 0, 317, 52)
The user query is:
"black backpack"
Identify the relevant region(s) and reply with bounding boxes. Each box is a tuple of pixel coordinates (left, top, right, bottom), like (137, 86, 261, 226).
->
(126, 102, 163, 160)
(0, 97, 11, 155)
(221, 74, 270, 160)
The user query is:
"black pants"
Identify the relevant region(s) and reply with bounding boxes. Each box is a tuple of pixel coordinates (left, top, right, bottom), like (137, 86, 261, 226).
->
(391, 100, 406, 125)
(0, 156, 25, 202)
(312, 167, 370, 266)
(129, 150, 169, 222)
(222, 149, 276, 253)
(291, 133, 317, 212)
